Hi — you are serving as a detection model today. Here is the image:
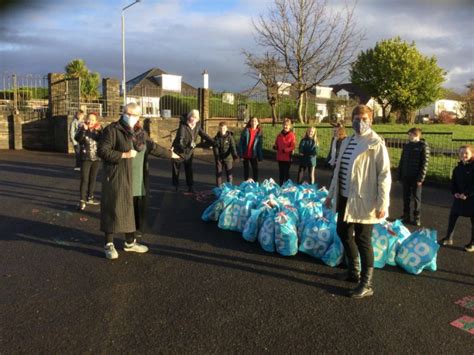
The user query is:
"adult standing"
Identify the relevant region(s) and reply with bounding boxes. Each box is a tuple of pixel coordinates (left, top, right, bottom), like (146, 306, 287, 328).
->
(273, 118, 296, 186)
(238, 116, 263, 182)
(75, 112, 102, 210)
(171, 109, 214, 193)
(325, 105, 391, 299)
(98, 103, 174, 260)
(69, 110, 85, 171)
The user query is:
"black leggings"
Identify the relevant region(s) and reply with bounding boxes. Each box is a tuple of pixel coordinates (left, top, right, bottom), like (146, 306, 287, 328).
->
(336, 195, 374, 269)
(243, 158, 258, 181)
(172, 155, 194, 187)
(278, 161, 291, 186)
(445, 211, 474, 243)
(80, 160, 100, 201)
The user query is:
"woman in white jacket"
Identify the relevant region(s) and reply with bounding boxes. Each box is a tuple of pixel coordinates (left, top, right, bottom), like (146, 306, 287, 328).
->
(325, 105, 391, 299)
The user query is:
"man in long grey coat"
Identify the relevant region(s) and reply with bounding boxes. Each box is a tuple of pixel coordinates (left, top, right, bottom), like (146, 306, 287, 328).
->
(98, 103, 178, 260)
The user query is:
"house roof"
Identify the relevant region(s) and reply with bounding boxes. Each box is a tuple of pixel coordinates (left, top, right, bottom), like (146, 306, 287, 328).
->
(330, 83, 371, 104)
(126, 67, 197, 97)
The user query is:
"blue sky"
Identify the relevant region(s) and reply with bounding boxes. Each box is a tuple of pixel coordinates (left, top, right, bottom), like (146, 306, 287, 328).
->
(1, 0, 473, 92)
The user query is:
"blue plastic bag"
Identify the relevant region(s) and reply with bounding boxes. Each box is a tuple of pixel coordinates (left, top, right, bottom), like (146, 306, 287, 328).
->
(299, 183, 318, 199)
(242, 206, 270, 242)
(296, 199, 324, 233)
(274, 212, 298, 256)
(218, 198, 256, 232)
(258, 211, 276, 253)
(201, 199, 225, 222)
(371, 221, 398, 268)
(299, 218, 334, 259)
(261, 178, 280, 196)
(395, 228, 439, 275)
(321, 233, 344, 267)
(386, 220, 411, 266)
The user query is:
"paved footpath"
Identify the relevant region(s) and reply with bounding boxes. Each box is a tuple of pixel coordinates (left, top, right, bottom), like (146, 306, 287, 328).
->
(0, 150, 473, 353)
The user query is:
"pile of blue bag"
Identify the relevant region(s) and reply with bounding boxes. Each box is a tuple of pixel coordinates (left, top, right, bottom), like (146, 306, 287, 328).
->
(202, 179, 439, 275)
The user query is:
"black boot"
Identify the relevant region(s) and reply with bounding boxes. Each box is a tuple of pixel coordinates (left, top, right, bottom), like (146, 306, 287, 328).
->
(350, 267, 374, 299)
(336, 259, 360, 283)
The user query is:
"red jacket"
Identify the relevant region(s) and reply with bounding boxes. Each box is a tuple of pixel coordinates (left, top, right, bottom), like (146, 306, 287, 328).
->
(274, 130, 296, 162)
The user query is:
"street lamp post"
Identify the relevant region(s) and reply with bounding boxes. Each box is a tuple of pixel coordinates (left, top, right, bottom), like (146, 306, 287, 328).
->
(122, 0, 141, 106)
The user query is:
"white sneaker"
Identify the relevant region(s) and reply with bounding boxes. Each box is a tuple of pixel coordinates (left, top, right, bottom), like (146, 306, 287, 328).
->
(123, 239, 149, 253)
(104, 243, 119, 260)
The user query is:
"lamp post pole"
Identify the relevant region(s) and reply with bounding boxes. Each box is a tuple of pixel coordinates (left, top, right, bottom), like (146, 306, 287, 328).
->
(122, 0, 141, 107)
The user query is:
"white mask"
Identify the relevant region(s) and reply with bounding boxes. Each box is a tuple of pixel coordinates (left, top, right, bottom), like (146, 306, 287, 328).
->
(123, 114, 139, 128)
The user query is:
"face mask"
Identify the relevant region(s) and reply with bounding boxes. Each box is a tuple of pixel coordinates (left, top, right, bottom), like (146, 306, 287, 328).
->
(123, 114, 139, 128)
(352, 119, 371, 135)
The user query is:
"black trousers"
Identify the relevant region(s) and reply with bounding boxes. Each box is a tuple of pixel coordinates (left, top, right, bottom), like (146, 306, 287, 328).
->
(278, 161, 291, 186)
(336, 195, 374, 269)
(172, 155, 194, 187)
(80, 160, 100, 201)
(402, 177, 422, 218)
(215, 159, 233, 186)
(243, 158, 259, 181)
(104, 196, 147, 245)
(445, 210, 474, 243)
(73, 144, 82, 168)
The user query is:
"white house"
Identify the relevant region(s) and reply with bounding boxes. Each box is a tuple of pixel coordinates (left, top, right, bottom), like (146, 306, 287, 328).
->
(418, 99, 465, 119)
(126, 68, 197, 118)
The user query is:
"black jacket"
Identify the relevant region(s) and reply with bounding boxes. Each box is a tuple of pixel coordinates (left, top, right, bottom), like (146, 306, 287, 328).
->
(75, 125, 102, 161)
(450, 160, 474, 217)
(398, 140, 430, 182)
(213, 131, 238, 161)
(98, 121, 170, 233)
(171, 121, 214, 160)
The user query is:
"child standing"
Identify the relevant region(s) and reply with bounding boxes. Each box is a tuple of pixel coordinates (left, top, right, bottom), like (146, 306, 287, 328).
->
(75, 112, 102, 210)
(273, 118, 296, 186)
(327, 122, 347, 168)
(297, 127, 318, 184)
(398, 127, 430, 226)
(439, 144, 474, 252)
(238, 117, 263, 181)
(213, 122, 238, 186)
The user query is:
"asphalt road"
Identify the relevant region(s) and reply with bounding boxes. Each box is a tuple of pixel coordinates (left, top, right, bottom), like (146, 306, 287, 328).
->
(0, 150, 473, 353)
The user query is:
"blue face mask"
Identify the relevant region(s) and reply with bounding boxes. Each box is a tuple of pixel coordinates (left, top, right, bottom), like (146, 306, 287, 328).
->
(352, 119, 371, 135)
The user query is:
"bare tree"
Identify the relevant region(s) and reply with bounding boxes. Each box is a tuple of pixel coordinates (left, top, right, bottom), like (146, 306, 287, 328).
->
(251, 0, 364, 123)
(243, 52, 288, 126)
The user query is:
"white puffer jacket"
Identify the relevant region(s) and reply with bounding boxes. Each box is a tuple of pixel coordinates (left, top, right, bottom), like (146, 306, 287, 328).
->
(327, 130, 392, 224)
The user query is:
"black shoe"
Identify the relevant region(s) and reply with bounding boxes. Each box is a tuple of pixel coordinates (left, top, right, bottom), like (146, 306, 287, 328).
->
(174, 185, 179, 192)
(188, 187, 195, 193)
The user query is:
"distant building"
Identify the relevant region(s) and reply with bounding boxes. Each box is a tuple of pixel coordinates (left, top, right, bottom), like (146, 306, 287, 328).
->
(418, 99, 465, 119)
(126, 68, 197, 118)
(331, 83, 386, 118)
